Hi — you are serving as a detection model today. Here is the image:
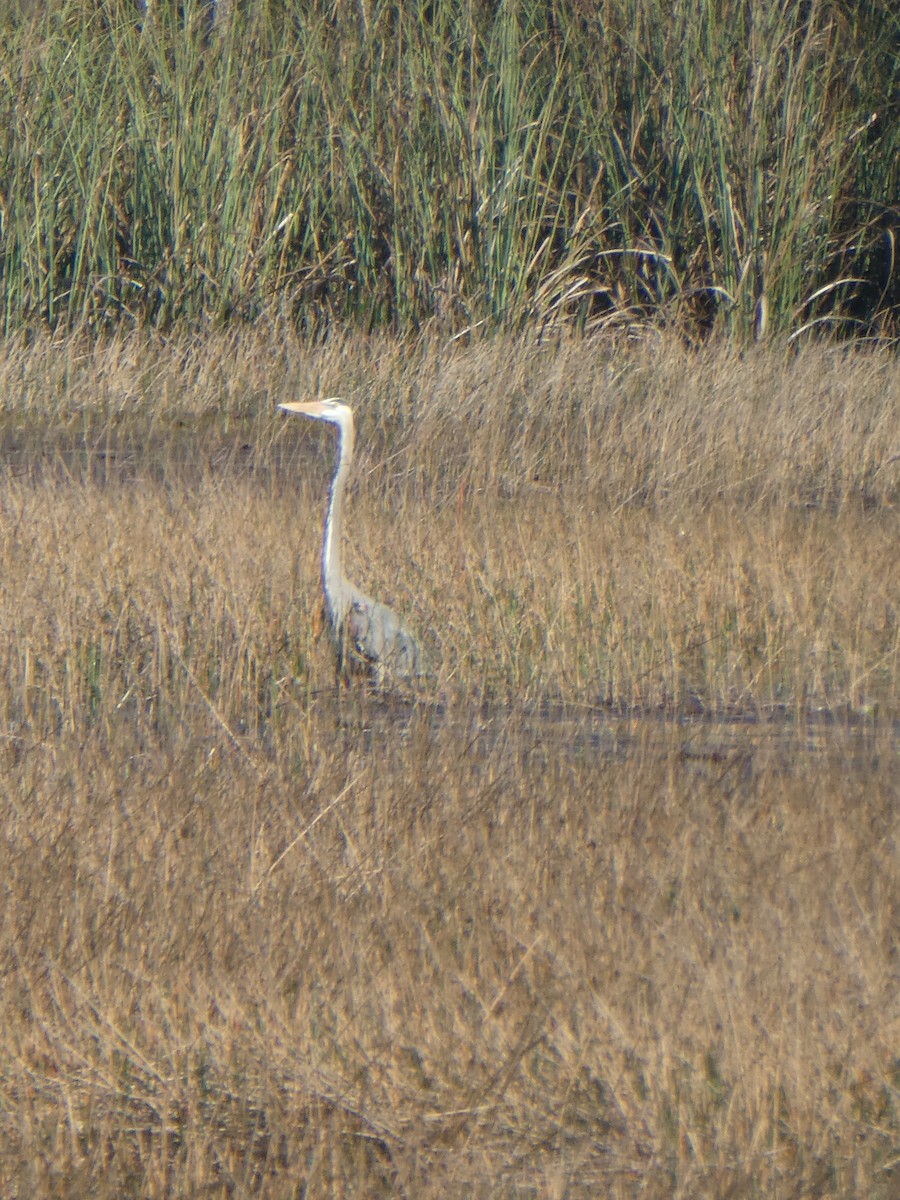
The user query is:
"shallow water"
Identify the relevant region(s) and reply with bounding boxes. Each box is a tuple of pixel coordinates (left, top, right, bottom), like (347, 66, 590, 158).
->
(301, 687, 897, 778)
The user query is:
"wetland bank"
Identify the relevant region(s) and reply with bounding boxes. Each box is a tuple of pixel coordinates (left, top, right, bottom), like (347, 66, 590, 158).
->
(0, 329, 898, 1198)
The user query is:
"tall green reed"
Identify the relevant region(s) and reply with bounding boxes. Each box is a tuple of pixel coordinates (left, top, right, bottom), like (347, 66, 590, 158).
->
(0, 0, 895, 337)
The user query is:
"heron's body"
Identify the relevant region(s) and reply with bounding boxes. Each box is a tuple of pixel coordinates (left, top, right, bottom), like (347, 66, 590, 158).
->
(280, 399, 426, 684)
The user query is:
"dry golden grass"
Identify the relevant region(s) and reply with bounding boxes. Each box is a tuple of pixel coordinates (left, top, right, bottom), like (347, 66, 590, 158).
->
(2, 711, 897, 1198)
(0, 327, 897, 1197)
(0, 323, 897, 718)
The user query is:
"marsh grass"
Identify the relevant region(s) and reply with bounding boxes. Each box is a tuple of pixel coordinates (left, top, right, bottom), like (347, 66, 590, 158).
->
(2, 700, 898, 1197)
(0, 327, 898, 1196)
(0, 325, 896, 722)
(0, 0, 897, 336)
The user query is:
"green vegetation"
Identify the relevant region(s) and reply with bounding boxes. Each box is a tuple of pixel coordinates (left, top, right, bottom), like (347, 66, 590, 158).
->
(0, 0, 897, 337)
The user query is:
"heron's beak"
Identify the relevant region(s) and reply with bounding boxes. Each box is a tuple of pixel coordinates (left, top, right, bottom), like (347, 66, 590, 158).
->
(280, 401, 325, 416)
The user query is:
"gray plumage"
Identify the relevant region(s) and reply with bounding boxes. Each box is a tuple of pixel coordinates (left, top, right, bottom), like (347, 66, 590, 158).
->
(280, 398, 427, 684)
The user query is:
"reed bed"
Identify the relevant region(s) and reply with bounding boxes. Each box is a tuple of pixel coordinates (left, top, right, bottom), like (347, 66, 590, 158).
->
(0, 327, 898, 1196)
(0, 325, 896, 722)
(0, 0, 897, 337)
(2, 707, 897, 1198)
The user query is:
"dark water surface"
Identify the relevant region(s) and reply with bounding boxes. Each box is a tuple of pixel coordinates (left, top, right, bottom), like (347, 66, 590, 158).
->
(300, 689, 897, 781)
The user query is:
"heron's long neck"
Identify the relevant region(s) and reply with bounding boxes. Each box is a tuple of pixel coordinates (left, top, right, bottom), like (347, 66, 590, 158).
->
(323, 418, 354, 613)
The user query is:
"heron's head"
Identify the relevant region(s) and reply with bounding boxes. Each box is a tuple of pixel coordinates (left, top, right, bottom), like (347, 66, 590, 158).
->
(280, 397, 354, 460)
(279, 397, 351, 426)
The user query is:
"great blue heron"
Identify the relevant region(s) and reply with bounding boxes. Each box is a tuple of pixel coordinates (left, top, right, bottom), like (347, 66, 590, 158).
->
(280, 399, 427, 684)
